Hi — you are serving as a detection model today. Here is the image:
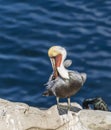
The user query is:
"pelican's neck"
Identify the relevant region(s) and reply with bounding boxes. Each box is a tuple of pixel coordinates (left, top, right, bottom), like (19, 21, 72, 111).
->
(57, 63, 69, 79)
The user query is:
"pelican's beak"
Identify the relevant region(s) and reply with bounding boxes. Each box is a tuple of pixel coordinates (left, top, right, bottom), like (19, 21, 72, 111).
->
(50, 54, 62, 69)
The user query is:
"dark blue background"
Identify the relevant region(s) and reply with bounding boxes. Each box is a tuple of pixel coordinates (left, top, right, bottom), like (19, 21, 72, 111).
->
(0, 0, 111, 109)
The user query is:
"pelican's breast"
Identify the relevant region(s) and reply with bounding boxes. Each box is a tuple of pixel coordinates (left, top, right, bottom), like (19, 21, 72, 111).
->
(50, 71, 84, 98)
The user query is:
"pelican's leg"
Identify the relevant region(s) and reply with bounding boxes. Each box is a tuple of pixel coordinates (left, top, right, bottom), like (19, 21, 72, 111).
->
(67, 98, 71, 110)
(56, 97, 60, 108)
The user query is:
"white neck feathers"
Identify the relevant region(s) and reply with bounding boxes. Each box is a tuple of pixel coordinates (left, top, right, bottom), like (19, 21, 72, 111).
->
(57, 64, 69, 79)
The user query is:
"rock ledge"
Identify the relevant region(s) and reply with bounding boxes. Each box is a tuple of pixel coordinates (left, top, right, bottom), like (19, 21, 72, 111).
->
(0, 98, 111, 130)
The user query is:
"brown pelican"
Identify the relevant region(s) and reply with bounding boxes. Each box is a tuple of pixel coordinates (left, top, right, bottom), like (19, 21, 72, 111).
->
(43, 46, 87, 109)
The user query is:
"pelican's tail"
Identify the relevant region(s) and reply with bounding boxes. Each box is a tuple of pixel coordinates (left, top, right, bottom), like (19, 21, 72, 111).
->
(81, 73, 87, 84)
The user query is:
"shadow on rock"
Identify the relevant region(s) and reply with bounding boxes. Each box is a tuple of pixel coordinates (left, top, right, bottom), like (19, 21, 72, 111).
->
(57, 104, 81, 115)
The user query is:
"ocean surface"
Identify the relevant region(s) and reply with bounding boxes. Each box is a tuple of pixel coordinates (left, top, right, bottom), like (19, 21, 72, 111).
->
(0, 0, 111, 109)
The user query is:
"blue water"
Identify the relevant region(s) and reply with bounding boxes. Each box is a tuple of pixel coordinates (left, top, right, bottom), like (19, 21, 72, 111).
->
(0, 0, 111, 109)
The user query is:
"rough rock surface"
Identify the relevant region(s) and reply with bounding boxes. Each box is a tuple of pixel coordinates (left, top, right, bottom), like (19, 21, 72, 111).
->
(0, 98, 111, 130)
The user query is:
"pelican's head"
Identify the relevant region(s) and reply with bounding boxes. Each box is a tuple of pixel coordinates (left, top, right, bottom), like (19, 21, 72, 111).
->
(48, 46, 69, 79)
